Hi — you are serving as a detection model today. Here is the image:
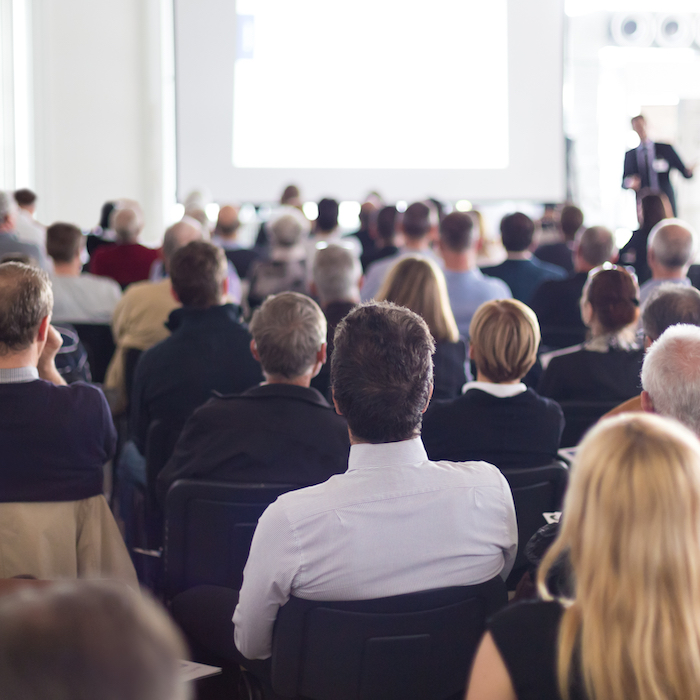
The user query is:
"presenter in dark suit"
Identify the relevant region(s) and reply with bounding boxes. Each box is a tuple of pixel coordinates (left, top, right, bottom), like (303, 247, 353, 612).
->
(622, 115, 694, 216)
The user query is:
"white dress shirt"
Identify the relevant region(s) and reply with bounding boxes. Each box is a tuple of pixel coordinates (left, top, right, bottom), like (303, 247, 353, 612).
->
(233, 437, 517, 660)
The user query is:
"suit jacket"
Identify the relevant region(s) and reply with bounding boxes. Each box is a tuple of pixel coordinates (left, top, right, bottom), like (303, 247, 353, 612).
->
(481, 258, 566, 304)
(623, 142, 693, 215)
(422, 388, 564, 470)
(157, 383, 350, 503)
(533, 241, 574, 274)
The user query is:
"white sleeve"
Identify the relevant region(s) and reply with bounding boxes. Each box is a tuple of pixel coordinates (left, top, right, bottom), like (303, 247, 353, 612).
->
(498, 473, 518, 580)
(232, 500, 301, 660)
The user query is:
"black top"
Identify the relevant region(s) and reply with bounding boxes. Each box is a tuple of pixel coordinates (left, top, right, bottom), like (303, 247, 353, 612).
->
(534, 242, 574, 274)
(433, 340, 468, 401)
(530, 272, 588, 349)
(0, 380, 116, 502)
(225, 247, 263, 280)
(538, 344, 644, 402)
(130, 304, 263, 453)
(157, 383, 350, 503)
(619, 228, 652, 284)
(361, 244, 399, 272)
(488, 600, 586, 700)
(481, 259, 567, 305)
(422, 388, 564, 469)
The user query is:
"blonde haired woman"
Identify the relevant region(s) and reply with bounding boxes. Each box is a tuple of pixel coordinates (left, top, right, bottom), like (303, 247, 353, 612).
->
(422, 299, 563, 468)
(466, 412, 700, 700)
(377, 256, 467, 399)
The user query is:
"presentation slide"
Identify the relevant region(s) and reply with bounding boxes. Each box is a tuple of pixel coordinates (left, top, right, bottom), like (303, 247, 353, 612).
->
(175, 0, 564, 202)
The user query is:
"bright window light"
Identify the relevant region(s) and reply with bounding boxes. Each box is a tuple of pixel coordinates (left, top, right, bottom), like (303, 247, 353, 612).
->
(396, 201, 407, 213)
(302, 202, 318, 221)
(205, 203, 220, 221)
(455, 200, 473, 212)
(338, 201, 361, 230)
(615, 228, 633, 249)
(238, 202, 256, 223)
(172, 203, 185, 221)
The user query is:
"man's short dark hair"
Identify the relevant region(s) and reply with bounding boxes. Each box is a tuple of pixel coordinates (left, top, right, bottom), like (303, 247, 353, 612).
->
(0, 263, 52, 355)
(560, 205, 583, 241)
(46, 223, 82, 263)
(331, 302, 435, 443)
(376, 206, 397, 243)
(14, 189, 37, 208)
(316, 198, 339, 233)
(169, 241, 227, 308)
(401, 202, 432, 241)
(439, 212, 474, 252)
(500, 212, 535, 252)
(642, 285, 700, 341)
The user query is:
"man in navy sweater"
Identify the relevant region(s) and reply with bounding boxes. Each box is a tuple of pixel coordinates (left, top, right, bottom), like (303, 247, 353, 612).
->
(0, 262, 115, 502)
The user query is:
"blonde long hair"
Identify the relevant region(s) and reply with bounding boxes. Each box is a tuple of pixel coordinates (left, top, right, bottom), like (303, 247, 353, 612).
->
(538, 413, 700, 700)
(376, 256, 459, 343)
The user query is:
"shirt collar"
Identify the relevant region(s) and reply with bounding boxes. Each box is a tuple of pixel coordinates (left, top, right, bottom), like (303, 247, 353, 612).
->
(0, 366, 39, 384)
(462, 381, 527, 398)
(348, 436, 428, 471)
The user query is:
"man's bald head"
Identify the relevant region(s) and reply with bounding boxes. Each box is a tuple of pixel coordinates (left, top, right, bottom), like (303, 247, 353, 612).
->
(215, 205, 240, 240)
(162, 218, 203, 273)
(648, 220, 696, 273)
(113, 202, 144, 244)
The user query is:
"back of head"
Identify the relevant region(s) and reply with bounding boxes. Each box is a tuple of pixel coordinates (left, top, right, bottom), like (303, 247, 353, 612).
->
(0, 263, 52, 355)
(0, 581, 189, 700)
(113, 202, 144, 244)
(280, 184, 300, 205)
(401, 202, 432, 242)
(439, 211, 474, 253)
(647, 220, 696, 270)
(269, 211, 309, 248)
(331, 302, 435, 443)
(584, 267, 639, 334)
(500, 212, 534, 252)
(576, 226, 615, 268)
(162, 218, 203, 272)
(14, 189, 37, 209)
(0, 191, 16, 227)
(376, 205, 398, 243)
(169, 240, 227, 308)
(215, 205, 240, 239)
(249, 292, 326, 378)
(640, 189, 672, 230)
(642, 284, 700, 341)
(560, 204, 584, 241)
(642, 324, 700, 435)
(538, 412, 700, 700)
(316, 198, 339, 233)
(469, 299, 540, 383)
(376, 256, 459, 343)
(312, 244, 362, 305)
(46, 223, 82, 264)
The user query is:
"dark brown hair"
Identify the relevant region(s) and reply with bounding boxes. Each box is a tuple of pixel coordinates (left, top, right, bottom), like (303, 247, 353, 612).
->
(586, 267, 639, 333)
(439, 212, 474, 252)
(169, 241, 227, 308)
(46, 223, 82, 263)
(500, 212, 535, 252)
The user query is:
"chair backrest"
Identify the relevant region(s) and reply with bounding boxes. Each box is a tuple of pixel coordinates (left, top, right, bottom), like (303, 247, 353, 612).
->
(559, 400, 622, 447)
(162, 480, 298, 602)
(123, 347, 143, 411)
(144, 419, 182, 502)
(270, 578, 507, 700)
(71, 323, 116, 384)
(500, 462, 569, 578)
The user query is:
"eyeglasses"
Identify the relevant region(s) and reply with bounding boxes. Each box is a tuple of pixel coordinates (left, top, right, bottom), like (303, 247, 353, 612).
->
(586, 262, 639, 285)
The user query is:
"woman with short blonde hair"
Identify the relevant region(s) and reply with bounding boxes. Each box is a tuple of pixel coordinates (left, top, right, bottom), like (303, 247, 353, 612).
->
(376, 256, 465, 399)
(466, 412, 700, 700)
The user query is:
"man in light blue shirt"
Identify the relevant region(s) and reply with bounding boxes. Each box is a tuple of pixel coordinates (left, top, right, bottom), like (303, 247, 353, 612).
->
(438, 212, 511, 339)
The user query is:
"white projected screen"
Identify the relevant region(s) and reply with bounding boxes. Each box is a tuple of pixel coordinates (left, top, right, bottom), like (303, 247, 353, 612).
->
(174, 0, 564, 202)
(232, 0, 508, 170)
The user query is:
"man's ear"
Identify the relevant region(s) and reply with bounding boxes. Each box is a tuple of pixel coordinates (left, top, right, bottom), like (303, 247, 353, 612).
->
(309, 281, 318, 298)
(36, 316, 50, 344)
(422, 383, 434, 413)
(332, 389, 343, 416)
(641, 390, 654, 414)
(170, 283, 181, 304)
(250, 339, 261, 363)
(318, 342, 327, 366)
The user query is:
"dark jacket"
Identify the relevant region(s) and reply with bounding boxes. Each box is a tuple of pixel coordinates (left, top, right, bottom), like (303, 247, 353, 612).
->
(157, 383, 350, 503)
(130, 304, 263, 453)
(481, 258, 567, 305)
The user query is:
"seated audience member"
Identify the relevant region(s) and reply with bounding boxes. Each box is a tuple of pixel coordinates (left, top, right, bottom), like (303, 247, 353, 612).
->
(225, 302, 516, 661)
(306, 197, 361, 269)
(361, 201, 441, 301)
(0, 582, 189, 700)
(254, 183, 303, 250)
(0, 262, 115, 502)
(247, 211, 310, 309)
(347, 198, 379, 265)
(538, 266, 643, 402)
(309, 244, 362, 398)
(466, 413, 700, 700)
(638, 219, 696, 306)
(482, 212, 566, 304)
(47, 222, 122, 324)
(90, 201, 159, 287)
(13, 188, 46, 252)
(533, 203, 583, 274)
(377, 256, 468, 399)
(157, 292, 349, 502)
(103, 218, 202, 412)
(212, 204, 261, 279)
(130, 241, 262, 456)
(619, 189, 672, 283)
(530, 225, 616, 349)
(607, 285, 700, 418)
(0, 191, 48, 270)
(438, 211, 511, 339)
(422, 300, 563, 469)
(360, 204, 398, 271)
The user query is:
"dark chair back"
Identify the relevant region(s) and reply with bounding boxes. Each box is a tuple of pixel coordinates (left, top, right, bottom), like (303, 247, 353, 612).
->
(500, 462, 569, 581)
(559, 400, 621, 447)
(71, 323, 116, 383)
(270, 578, 507, 700)
(123, 347, 143, 412)
(144, 420, 182, 502)
(163, 480, 298, 602)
